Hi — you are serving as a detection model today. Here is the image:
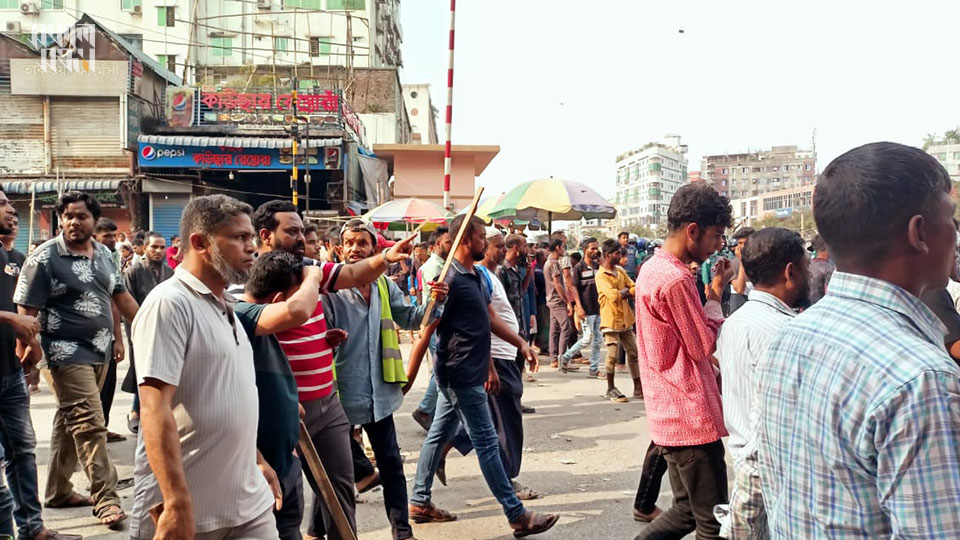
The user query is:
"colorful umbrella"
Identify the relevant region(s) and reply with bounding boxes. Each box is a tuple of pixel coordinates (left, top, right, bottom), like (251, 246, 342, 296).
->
(362, 198, 451, 231)
(461, 193, 531, 228)
(487, 178, 617, 226)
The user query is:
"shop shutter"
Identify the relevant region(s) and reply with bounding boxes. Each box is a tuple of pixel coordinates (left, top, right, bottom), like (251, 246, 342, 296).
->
(150, 194, 189, 243)
(50, 97, 125, 171)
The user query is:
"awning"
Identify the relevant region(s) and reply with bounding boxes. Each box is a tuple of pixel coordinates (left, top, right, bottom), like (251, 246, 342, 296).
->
(138, 135, 342, 149)
(2, 180, 124, 195)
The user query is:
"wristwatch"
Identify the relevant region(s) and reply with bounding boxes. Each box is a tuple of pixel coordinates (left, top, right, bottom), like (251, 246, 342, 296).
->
(381, 250, 390, 267)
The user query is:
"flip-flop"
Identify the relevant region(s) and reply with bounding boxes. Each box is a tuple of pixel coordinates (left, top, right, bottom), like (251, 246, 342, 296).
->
(94, 504, 127, 530)
(511, 511, 560, 538)
(127, 412, 139, 434)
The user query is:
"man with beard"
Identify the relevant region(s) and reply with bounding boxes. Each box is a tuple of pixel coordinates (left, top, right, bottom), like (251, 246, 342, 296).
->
(0, 189, 80, 540)
(130, 194, 280, 540)
(438, 228, 540, 501)
(244, 201, 418, 540)
(712, 228, 809, 539)
(410, 226, 452, 432)
(321, 219, 447, 540)
(93, 217, 126, 443)
(304, 223, 321, 260)
(408, 215, 559, 538)
(120, 232, 173, 434)
(560, 238, 602, 378)
(634, 184, 733, 540)
(15, 191, 139, 530)
(1, 210, 26, 281)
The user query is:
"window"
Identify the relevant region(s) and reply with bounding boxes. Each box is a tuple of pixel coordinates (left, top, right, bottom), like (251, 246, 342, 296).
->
(939, 153, 948, 161)
(327, 0, 365, 8)
(0, 0, 17, 7)
(121, 0, 141, 10)
(274, 37, 288, 51)
(805, 163, 812, 171)
(211, 37, 233, 57)
(157, 54, 176, 72)
(284, 0, 321, 8)
(41, 0, 64, 8)
(309, 36, 332, 57)
(722, 168, 727, 174)
(772, 166, 779, 172)
(157, 6, 174, 27)
(954, 152, 960, 160)
(119, 33, 143, 50)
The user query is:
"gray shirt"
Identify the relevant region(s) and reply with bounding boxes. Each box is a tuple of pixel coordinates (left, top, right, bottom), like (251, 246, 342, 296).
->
(124, 258, 174, 306)
(129, 266, 273, 536)
(322, 276, 435, 425)
(14, 235, 123, 366)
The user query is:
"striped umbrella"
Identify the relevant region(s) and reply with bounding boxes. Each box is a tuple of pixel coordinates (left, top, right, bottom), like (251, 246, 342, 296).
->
(362, 198, 452, 231)
(487, 178, 617, 229)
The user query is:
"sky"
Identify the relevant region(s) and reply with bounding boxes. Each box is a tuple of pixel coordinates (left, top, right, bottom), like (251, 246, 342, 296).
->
(399, 0, 960, 199)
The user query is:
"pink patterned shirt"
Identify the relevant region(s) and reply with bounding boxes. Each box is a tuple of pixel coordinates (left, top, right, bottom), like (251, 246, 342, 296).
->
(635, 249, 727, 446)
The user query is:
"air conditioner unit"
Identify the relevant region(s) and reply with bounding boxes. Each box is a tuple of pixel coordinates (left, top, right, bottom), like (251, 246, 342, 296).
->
(257, 0, 271, 8)
(5, 21, 22, 33)
(132, 4, 142, 15)
(19, 2, 39, 15)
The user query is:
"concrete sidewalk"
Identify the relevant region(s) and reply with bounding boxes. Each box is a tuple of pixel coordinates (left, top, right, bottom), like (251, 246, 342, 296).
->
(32, 346, 712, 539)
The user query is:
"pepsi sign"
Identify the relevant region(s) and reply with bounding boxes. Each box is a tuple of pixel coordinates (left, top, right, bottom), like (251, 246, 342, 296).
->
(141, 146, 186, 160)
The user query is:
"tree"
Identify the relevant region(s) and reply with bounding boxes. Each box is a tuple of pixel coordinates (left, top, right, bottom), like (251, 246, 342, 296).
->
(752, 209, 815, 237)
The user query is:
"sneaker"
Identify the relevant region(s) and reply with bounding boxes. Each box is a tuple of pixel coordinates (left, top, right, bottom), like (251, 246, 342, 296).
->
(587, 371, 599, 378)
(411, 408, 433, 433)
(559, 364, 580, 373)
(605, 388, 629, 403)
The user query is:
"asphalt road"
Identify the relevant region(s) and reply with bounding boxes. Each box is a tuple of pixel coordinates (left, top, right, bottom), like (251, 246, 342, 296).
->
(33, 344, 715, 539)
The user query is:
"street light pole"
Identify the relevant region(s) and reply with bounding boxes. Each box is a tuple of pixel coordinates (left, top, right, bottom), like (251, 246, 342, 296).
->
(291, 77, 299, 207)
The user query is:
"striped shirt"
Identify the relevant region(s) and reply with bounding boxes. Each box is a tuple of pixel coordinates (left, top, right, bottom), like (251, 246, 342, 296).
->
(757, 272, 960, 538)
(130, 266, 273, 536)
(276, 261, 341, 402)
(715, 290, 796, 464)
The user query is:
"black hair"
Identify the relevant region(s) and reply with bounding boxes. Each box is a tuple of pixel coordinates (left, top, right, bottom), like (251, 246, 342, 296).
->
(415, 242, 429, 250)
(325, 226, 342, 247)
(448, 215, 483, 240)
(253, 200, 299, 234)
(618, 231, 629, 238)
(427, 226, 450, 247)
(180, 195, 253, 249)
(56, 191, 101, 221)
(667, 184, 733, 233)
(810, 234, 828, 253)
(549, 238, 565, 252)
(246, 251, 304, 300)
(741, 227, 806, 287)
(732, 227, 755, 241)
(304, 223, 318, 235)
(94, 217, 118, 233)
(814, 142, 952, 264)
(570, 252, 582, 265)
(132, 237, 145, 248)
(537, 241, 549, 250)
(145, 231, 165, 244)
(601, 238, 621, 257)
(171, 234, 180, 241)
(504, 234, 526, 250)
(581, 237, 598, 250)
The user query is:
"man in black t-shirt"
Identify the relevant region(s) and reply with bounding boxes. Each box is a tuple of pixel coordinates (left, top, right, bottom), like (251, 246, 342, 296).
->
(1, 211, 26, 287)
(561, 238, 603, 377)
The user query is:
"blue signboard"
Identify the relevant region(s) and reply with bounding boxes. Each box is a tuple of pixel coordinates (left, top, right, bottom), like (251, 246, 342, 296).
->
(138, 142, 338, 170)
(775, 207, 793, 218)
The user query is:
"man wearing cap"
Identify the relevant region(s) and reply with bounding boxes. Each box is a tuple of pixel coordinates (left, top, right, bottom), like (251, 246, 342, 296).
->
(321, 219, 446, 540)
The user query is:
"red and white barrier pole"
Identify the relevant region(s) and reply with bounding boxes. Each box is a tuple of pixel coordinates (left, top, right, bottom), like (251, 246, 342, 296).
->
(442, 0, 456, 210)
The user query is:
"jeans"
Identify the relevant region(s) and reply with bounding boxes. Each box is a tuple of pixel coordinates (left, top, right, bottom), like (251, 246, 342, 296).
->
(0, 370, 44, 539)
(635, 440, 728, 540)
(417, 334, 439, 414)
(561, 314, 602, 372)
(548, 304, 573, 366)
(98, 359, 117, 428)
(634, 441, 668, 514)
(362, 416, 413, 540)
(274, 459, 304, 540)
(411, 384, 525, 523)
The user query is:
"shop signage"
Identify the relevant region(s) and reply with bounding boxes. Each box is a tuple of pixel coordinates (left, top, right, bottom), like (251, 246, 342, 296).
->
(138, 142, 337, 171)
(9, 58, 129, 96)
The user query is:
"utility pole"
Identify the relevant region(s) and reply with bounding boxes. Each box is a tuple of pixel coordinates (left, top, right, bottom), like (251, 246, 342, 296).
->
(291, 76, 299, 208)
(183, 0, 200, 83)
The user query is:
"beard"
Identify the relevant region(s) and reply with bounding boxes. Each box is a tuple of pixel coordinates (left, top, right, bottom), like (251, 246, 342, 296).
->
(793, 282, 813, 311)
(210, 243, 251, 285)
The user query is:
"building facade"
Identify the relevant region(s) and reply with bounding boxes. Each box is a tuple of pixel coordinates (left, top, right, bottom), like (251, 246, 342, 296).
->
(701, 145, 816, 200)
(402, 83, 437, 144)
(0, 0, 401, 84)
(730, 184, 815, 226)
(926, 143, 960, 182)
(614, 135, 688, 227)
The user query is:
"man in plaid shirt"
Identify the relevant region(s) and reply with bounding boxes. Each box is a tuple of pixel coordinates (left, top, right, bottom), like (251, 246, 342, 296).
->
(756, 142, 960, 538)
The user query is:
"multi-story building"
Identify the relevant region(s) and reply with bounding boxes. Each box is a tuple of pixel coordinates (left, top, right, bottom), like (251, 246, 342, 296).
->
(614, 134, 688, 227)
(926, 143, 960, 182)
(403, 83, 438, 144)
(701, 145, 816, 200)
(687, 170, 702, 184)
(730, 184, 815, 226)
(0, 0, 402, 84)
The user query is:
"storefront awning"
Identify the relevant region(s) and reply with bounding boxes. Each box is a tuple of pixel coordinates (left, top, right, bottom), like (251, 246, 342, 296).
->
(1, 180, 124, 194)
(138, 135, 342, 149)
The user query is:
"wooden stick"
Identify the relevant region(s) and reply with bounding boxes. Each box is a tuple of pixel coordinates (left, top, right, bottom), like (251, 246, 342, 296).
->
(298, 421, 358, 540)
(418, 187, 484, 332)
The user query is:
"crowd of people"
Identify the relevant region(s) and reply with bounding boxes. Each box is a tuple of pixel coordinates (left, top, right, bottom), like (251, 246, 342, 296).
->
(0, 139, 956, 540)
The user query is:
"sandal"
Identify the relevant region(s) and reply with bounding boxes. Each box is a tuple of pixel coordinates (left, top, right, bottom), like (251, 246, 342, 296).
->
(357, 471, 381, 494)
(94, 504, 127, 530)
(409, 502, 457, 523)
(510, 510, 560, 538)
(514, 485, 541, 500)
(605, 388, 629, 403)
(46, 492, 93, 508)
(127, 412, 139, 434)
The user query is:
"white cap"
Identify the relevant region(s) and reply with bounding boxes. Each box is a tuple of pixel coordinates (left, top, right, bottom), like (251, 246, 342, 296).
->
(485, 226, 502, 239)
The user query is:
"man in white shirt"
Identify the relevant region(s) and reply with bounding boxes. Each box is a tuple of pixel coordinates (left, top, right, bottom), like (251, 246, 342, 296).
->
(130, 195, 280, 540)
(713, 228, 810, 539)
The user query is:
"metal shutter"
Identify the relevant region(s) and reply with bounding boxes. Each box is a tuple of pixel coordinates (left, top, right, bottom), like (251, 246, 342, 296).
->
(150, 194, 189, 243)
(50, 97, 122, 157)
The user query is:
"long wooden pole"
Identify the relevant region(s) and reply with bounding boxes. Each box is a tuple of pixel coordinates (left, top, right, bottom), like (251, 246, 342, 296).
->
(298, 421, 358, 540)
(418, 186, 483, 332)
(441, 0, 457, 210)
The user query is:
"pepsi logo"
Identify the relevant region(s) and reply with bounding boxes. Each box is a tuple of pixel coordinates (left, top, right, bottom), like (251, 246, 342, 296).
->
(171, 94, 188, 111)
(141, 146, 155, 160)
(140, 146, 185, 161)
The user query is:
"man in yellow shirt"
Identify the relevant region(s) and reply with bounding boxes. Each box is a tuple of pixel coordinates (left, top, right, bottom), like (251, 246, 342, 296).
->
(595, 239, 642, 402)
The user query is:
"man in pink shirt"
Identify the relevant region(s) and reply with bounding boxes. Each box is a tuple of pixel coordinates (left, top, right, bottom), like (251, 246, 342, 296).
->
(634, 183, 733, 540)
